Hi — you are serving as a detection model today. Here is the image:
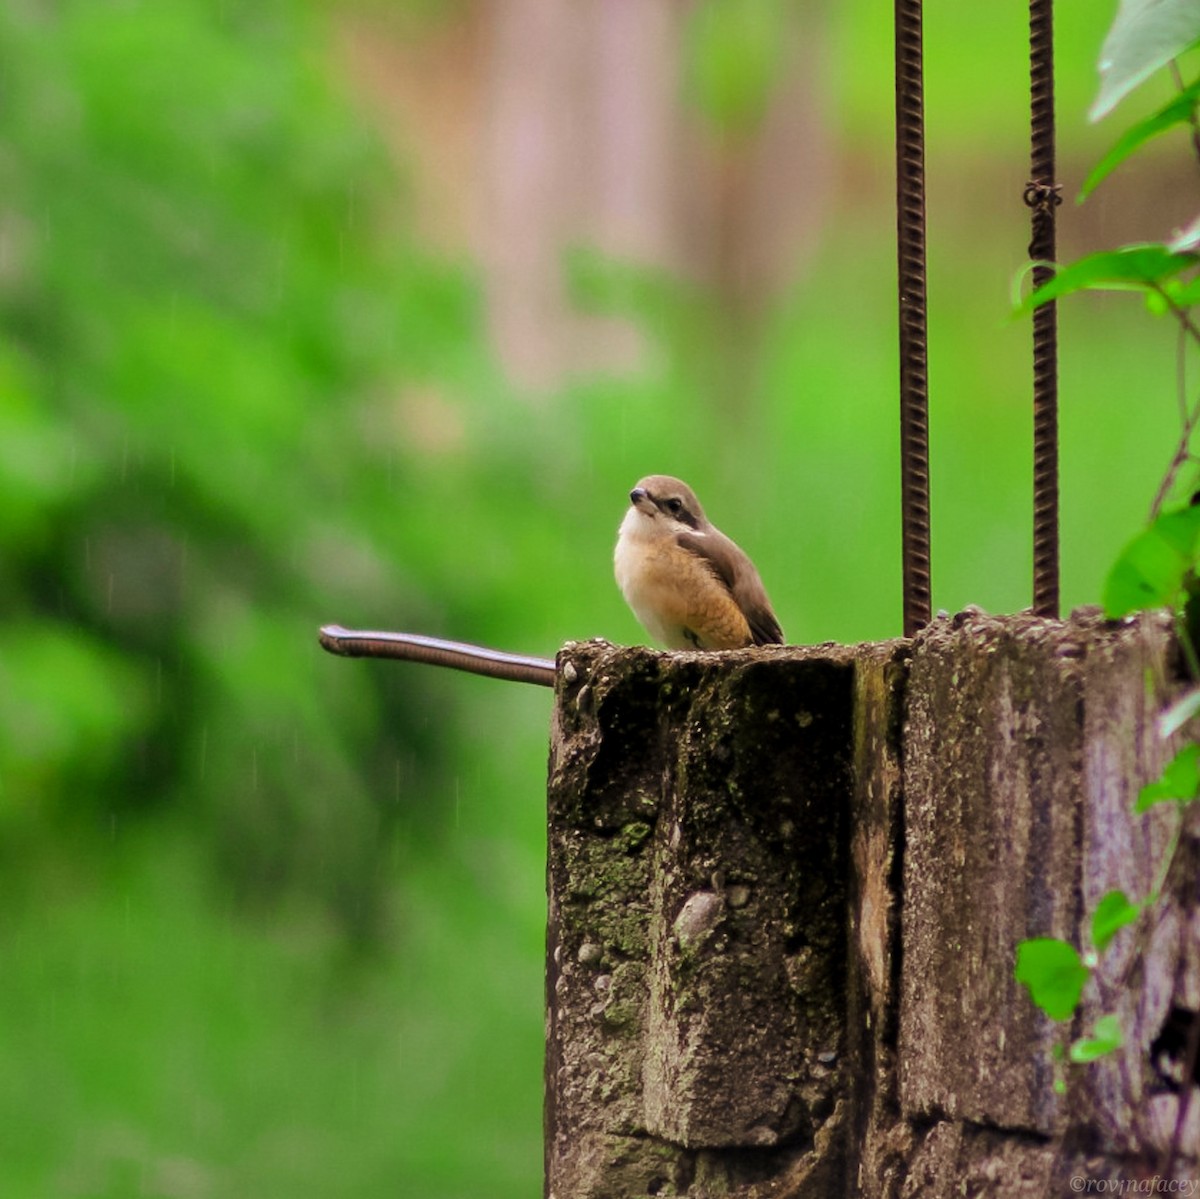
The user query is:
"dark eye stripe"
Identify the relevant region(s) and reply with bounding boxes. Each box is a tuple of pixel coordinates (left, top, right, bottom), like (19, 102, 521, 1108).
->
(656, 496, 698, 529)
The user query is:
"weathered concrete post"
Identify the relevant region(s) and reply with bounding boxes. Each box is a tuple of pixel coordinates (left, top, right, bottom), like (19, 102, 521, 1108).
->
(545, 638, 907, 1197)
(545, 612, 1200, 1198)
(891, 610, 1199, 1192)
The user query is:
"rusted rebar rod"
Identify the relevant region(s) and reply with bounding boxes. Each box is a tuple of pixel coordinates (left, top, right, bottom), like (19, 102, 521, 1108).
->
(318, 625, 556, 687)
(895, 0, 932, 637)
(1028, 0, 1061, 618)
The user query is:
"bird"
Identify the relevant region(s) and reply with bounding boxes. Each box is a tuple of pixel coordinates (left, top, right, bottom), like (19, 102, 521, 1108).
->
(614, 474, 784, 650)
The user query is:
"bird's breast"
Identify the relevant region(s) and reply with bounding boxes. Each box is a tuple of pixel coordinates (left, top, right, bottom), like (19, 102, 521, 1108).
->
(614, 531, 751, 650)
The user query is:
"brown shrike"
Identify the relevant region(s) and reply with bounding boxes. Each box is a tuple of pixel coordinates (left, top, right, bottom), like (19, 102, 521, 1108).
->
(614, 475, 784, 650)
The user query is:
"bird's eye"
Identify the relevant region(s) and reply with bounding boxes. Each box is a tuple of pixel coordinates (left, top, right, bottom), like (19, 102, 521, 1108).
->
(665, 498, 683, 514)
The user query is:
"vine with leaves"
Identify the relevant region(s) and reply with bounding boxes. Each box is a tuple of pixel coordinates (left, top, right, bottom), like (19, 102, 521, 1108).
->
(1012, 0, 1200, 1169)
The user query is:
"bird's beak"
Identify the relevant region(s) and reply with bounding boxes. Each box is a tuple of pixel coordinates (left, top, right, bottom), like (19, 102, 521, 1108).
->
(630, 487, 653, 513)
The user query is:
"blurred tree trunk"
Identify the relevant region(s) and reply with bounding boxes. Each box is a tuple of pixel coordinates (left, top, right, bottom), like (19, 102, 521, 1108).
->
(339, 0, 833, 398)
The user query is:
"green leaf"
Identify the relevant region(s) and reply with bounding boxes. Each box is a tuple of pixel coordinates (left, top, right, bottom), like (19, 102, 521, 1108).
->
(1015, 938, 1090, 1021)
(1091, 0, 1200, 121)
(1069, 1013, 1124, 1063)
(1081, 79, 1200, 199)
(684, 0, 786, 133)
(1102, 504, 1200, 617)
(1019, 245, 1197, 315)
(1091, 890, 1142, 951)
(1136, 743, 1200, 811)
(1156, 272, 1200, 308)
(1158, 686, 1200, 737)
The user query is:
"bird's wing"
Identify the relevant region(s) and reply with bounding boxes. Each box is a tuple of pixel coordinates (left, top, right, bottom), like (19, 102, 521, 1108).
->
(675, 529, 784, 646)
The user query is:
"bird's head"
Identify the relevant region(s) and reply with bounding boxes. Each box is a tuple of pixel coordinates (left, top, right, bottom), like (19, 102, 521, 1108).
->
(627, 475, 707, 533)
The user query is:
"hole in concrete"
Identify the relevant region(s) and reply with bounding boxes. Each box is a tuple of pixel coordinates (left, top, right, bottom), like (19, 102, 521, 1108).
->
(1151, 1006, 1200, 1091)
(784, 930, 809, 955)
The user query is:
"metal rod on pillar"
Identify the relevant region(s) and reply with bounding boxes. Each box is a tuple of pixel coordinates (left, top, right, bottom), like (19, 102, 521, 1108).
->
(895, 0, 932, 637)
(1028, 0, 1061, 618)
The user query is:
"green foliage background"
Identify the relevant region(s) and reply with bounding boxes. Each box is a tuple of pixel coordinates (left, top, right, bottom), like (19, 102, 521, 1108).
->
(0, 0, 1187, 1194)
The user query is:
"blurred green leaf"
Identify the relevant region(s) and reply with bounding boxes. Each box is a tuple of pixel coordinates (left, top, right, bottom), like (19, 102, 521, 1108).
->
(1070, 1013, 1124, 1062)
(1157, 267, 1200, 304)
(1091, 889, 1142, 950)
(1019, 246, 1198, 315)
(684, 0, 786, 132)
(0, 623, 150, 810)
(1091, 0, 1200, 121)
(1103, 504, 1200, 617)
(0, 0, 502, 914)
(1081, 79, 1200, 199)
(1136, 743, 1200, 811)
(1015, 937, 1090, 1022)
(0, 345, 87, 546)
(564, 244, 716, 377)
